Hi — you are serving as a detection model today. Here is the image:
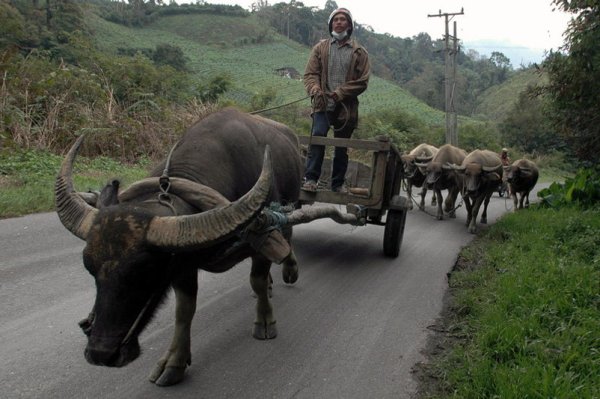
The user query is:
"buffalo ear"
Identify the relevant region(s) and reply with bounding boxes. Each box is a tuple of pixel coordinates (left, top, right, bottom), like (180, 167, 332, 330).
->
(520, 168, 532, 177)
(97, 179, 120, 208)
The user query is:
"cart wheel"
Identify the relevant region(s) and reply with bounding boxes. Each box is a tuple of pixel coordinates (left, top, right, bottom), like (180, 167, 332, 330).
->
(383, 208, 407, 258)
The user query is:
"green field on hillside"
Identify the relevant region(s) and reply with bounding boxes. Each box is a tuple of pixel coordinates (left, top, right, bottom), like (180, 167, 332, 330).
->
(88, 12, 446, 125)
(475, 69, 548, 122)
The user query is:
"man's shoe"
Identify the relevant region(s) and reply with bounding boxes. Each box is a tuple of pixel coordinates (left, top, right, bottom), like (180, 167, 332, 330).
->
(301, 180, 318, 192)
(331, 184, 348, 194)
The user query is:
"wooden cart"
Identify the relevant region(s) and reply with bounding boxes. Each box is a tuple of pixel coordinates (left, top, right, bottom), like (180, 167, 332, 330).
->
(297, 135, 409, 257)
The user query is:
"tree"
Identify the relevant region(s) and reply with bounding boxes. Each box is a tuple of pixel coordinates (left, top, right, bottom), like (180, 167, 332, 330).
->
(544, 0, 600, 164)
(152, 43, 187, 71)
(323, 1, 338, 13)
(0, 2, 27, 50)
(197, 74, 232, 103)
(489, 51, 511, 83)
(501, 88, 565, 154)
(251, 0, 269, 12)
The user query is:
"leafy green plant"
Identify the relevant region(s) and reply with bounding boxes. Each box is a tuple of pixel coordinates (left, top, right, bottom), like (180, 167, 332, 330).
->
(538, 167, 600, 208)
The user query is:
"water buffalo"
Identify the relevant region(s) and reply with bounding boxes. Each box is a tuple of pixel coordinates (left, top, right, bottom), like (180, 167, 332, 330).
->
(401, 143, 438, 210)
(416, 143, 466, 220)
(55, 107, 304, 386)
(506, 159, 539, 210)
(453, 149, 503, 234)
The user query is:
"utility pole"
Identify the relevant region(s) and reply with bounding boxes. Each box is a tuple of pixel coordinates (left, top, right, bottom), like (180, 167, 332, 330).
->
(428, 8, 463, 146)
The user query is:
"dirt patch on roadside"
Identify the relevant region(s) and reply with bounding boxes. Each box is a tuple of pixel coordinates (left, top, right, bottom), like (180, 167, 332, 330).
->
(0, 175, 20, 187)
(410, 238, 489, 398)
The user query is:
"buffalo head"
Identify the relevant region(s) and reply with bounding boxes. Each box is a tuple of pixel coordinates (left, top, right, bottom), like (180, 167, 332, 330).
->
(55, 135, 274, 367)
(452, 163, 502, 195)
(506, 165, 533, 184)
(418, 161, 453, 188)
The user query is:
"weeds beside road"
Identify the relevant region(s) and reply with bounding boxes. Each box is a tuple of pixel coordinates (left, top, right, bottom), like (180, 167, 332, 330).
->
(416, 205, 600, 398)
(0, 149, 148, 219)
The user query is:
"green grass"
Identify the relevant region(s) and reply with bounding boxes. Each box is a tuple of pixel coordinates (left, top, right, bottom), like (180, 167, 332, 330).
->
(0, 149, 149, 218)
(419, 206, 600, 398)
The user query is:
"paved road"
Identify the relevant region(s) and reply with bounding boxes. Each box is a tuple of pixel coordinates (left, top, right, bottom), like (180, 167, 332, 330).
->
(0, 192, 525, 398)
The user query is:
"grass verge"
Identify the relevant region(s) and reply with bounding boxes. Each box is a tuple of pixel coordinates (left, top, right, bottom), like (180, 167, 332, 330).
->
(0, 149, 149, 219)
(415, 206, 600, 398)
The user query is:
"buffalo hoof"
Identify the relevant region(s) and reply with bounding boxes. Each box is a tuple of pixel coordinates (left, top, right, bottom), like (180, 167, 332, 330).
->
(282, 263, 298, 284)
(253, 321, 277, 340)
(150, 365, 187, 386)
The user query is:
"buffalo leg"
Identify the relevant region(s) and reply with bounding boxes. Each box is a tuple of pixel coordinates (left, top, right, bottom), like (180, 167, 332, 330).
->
(281, 226, 298, 284)
(468, 196, 485, 234)
(149, 267, 197, 387)
(435, 189, 444, 220)
(445, 188, 459, 218)
(250, 255, 277, 340)
(522, 192, 530, 209)
(480, 192, 492, 224)
(407, 183, 414, 210)
(418, 186, 427, 210)
(512, 191, 519, 210)
(431, 189, 437, 206)
(464, 196, 473, 228)
(282, 250, 298, 284)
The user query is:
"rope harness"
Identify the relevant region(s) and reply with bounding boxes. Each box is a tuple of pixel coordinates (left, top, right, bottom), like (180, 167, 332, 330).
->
(154, 140, 181, 215)
(249, 96, 310, 115)
(238, 202, 295, 251)
(154, 139, 295, 252)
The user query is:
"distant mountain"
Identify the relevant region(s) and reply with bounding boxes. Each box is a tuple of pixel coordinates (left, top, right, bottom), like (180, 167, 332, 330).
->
(463, 40, 548, 68)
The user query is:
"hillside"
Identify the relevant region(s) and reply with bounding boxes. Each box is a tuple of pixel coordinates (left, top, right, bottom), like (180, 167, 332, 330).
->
(474, 68, 548, 122)
(88, 11, 447, 126)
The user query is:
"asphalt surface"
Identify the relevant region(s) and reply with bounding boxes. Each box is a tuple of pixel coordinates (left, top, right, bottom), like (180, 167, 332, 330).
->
(0, 191, 526, 398)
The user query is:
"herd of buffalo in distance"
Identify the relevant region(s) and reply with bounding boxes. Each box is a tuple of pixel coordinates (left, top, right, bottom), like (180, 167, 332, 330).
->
(399, 143, 539, 234)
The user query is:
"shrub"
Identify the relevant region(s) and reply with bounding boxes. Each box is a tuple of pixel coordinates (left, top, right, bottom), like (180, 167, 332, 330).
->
(537, 167, 600, 208)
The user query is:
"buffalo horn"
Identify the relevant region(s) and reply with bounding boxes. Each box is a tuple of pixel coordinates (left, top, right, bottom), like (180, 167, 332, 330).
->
(415, 155, 433, 163)
(145, 146, 274, 250)
(414, 162, 428, 168)
(482, 164, 502, 172)
(55, 135, 98, 240)
(443, 162, 462, 170)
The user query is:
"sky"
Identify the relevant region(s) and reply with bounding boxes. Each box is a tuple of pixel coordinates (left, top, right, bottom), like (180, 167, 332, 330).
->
(205, 0, 573, 66)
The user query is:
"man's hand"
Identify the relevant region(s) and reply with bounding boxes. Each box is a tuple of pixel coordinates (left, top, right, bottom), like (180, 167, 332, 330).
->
(310, 87, 322, 97)
(328, 92, 339, 102)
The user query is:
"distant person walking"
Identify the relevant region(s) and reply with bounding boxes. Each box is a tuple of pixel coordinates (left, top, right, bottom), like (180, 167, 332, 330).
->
(301, 7, 370, 193)
(499, 147, 511, 197)
(500, 148, 511, 166)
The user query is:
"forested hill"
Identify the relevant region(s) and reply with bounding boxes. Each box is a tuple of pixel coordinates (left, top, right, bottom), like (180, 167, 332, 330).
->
(87, 10, 445, 125)
(88, 0, 521, 119)
(1, 0, 545, 159)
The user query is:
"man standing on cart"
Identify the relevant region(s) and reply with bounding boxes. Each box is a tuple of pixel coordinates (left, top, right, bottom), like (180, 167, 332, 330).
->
(301, 7, 371, 194)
